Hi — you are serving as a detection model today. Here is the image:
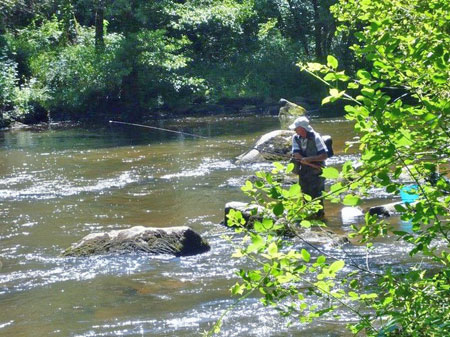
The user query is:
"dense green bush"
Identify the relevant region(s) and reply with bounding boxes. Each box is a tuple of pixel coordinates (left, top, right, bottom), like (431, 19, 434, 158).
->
(0, 56, 18, 127)
(29, 25, 127, 117)
(0, 54, 48, 127)
(4, 15, 206, 121)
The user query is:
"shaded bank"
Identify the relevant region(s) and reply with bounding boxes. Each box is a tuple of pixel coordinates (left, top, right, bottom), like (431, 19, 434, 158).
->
(1, 96, 347, 131)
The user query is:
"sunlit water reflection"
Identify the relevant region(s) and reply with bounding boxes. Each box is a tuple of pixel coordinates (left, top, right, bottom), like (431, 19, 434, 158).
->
(0, 116, 420, 336)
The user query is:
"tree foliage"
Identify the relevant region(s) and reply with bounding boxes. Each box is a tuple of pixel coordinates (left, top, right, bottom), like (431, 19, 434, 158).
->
(1, 0, 347, 126)
(218, 0, 450, 335)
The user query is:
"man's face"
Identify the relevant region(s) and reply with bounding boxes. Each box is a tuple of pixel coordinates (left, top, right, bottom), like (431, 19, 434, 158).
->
(295, 126, 307, 138)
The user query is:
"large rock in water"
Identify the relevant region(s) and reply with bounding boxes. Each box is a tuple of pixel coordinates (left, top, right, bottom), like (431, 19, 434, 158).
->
(63, 226, 210, 257)
(236, 130, 294, 163)
(236, 129, 332, 164)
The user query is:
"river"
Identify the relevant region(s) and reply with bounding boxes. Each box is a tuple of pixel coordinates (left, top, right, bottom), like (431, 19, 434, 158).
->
(0, 115, 416, 336)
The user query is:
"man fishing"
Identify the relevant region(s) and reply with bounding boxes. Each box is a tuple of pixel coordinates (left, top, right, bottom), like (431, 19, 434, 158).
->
(290, 116, 328, 217)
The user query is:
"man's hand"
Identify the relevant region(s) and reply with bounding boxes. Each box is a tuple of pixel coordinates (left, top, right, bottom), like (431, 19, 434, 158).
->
(292, 153, 323, 170)
(293, 153, 303, 161)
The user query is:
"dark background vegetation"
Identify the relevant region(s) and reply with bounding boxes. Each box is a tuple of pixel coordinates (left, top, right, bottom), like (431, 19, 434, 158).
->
(0, 0, 359, 127)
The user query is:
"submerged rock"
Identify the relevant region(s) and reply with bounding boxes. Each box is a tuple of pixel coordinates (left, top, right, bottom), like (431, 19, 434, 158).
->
(368, 202, 404, 217)
(63, 226, 210, 257)
(224, 201, 265, 227)
(290, 227, 350, 247)
(224, 201, 349, 246)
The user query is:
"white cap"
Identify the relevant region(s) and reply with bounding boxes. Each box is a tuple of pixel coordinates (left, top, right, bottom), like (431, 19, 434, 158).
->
(288, 116, 313, 131)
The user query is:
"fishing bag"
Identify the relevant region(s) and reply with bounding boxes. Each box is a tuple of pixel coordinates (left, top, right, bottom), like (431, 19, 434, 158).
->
(323, 135, 334, 158)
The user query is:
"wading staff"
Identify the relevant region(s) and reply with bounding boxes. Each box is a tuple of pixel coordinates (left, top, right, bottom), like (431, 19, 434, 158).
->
(109, 120, 322, 170)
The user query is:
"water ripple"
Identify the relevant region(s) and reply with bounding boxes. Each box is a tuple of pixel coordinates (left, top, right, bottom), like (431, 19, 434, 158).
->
(0, 171, 144, 200)
(161, 159, 236, 179)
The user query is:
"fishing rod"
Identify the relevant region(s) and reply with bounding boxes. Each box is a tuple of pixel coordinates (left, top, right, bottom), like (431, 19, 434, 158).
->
(109, 120, 322, 170)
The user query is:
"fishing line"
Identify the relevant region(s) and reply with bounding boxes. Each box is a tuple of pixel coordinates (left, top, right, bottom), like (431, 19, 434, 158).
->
(109, 120, 320, 169)
(109, 119, 259, 152)
(109, 120, 209, 139)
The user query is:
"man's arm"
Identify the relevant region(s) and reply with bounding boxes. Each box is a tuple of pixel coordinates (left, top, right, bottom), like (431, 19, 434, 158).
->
(301, 152, 327, 163)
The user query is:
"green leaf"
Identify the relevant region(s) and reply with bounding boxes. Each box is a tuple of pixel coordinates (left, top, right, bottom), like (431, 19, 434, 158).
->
(317, 255, 326, 264)
(232, 249, 243, 258)
(361, 87, 375, 97)
(306, 62, 324, 71)
(322, 95, 332, 105)
(268, 242, 278, 257)
(383, 296, 393, 305)
(386, 184, 397, 193)
(277, 273, 294, 284)
(347, 82, 359, 89)
(348, 291, 359, 299)
(324, 73, 336, 81)
(335, 71, 350, 82)
(286, 162, 294, 173)
(273, 162, 284, 170)
(330, 88, 340, 97)
(394, 204, 407, 212)
(241, 180, 254, 192)
(321, 167, 340, 179)
(288, 184, 301, 197)
(301, 249, 311, 262)
(329, 182, 344, 194)
(360, 293, 378, 299)
(247, 234, 265, 252)
(248, 270, 261, 282)
(300, 220, 311, 228)
(231, 283, 245, 295)
(432, 74, 447, 84)
(273, 202, 284, 216)
(253, 221, 265, 232)
(397, 135, 413, 147)
(343, 194, 361, 206)
(329, 260, 345, 273)
(327, 55, 339, 69)
(356, 70, 372, 80)
(262, 218, 273, 229)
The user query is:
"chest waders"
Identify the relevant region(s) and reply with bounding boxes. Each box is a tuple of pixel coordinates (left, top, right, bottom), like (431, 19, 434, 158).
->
(295, 136, 325, 216)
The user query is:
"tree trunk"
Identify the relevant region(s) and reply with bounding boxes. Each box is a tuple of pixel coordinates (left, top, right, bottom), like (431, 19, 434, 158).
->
(95, 0, 105, 51)
(324, 22, 335, 57)
(311, 0, 323, 61)
(286, 0, 310, 57)
(61, 0, 77, 45)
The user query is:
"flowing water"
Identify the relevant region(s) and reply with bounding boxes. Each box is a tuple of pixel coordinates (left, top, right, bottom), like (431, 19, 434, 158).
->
(0, 116, 421, 337)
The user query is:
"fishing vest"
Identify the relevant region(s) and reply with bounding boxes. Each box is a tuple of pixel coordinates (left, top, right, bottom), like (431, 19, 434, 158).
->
(294, 134, 325, 174)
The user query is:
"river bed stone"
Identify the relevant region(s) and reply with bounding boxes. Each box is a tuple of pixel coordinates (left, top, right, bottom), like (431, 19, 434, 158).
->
(62, 226, 210, 257)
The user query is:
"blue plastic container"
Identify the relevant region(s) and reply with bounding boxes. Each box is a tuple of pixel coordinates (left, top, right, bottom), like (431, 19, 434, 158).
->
(400, 184, 419, 203)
